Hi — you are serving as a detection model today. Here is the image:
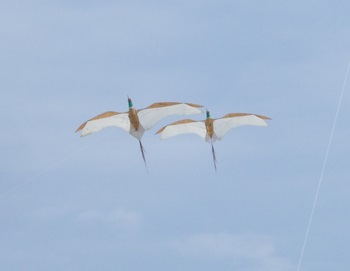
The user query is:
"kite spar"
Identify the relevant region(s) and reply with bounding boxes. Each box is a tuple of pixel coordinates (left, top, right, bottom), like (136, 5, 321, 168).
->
(156, 110, 270, 171)
(75, 97, 203, 168)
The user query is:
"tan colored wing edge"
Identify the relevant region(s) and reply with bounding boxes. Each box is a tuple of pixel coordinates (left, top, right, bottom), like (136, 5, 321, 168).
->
(75, 111, 120, 132)
(222, 113, 271, 120)
(155, 119, 197, 134)
(145, 102, 203, 110)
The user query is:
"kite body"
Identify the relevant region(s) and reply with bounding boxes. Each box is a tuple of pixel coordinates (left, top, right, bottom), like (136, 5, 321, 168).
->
(156, 110, 270, 171)
(76, 98, 203, 166)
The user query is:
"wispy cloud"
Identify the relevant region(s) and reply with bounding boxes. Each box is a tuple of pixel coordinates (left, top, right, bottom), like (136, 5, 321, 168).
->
(173, 232, 294, 271)
(77, 208, 142, 230)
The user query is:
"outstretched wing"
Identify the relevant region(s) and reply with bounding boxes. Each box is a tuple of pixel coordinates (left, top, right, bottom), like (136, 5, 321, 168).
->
(138, 102, 203, 131)
(76, 111, 130, 137)
(156, 119, 207, 140)
(214, 113, 270, 140)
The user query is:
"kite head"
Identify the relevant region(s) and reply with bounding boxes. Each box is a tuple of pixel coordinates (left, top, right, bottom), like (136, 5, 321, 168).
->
(128, 97, 133, 108)
(206, 110, 211, 119)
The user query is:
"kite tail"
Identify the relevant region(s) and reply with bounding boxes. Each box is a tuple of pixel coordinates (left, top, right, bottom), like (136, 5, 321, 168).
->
(138, 139, 148, 170)
(211, 143, 217, 172)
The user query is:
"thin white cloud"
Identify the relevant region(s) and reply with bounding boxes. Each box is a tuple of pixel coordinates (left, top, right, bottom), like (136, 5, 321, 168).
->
(173, 232, 294, 271)
(30, 205, 73, 221)
(77, 208, 142, 230)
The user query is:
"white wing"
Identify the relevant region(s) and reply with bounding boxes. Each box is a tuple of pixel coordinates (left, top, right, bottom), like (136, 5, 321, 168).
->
(214, 113, 270, 140)
(156, 119, 207, 140)
(138, 102, 203, 131)
(76, 111, 130, 137)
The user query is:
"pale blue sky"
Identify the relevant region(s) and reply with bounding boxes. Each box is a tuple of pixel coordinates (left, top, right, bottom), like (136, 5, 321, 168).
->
(1, 1, 350, 270)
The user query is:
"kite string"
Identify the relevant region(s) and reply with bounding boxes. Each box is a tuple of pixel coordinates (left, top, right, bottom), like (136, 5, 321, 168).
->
(296, 59, 350, 271)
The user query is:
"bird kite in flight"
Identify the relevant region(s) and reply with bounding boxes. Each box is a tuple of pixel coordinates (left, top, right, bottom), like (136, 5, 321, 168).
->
(156, 110, 270, 171)
(75, 97, 203, 167)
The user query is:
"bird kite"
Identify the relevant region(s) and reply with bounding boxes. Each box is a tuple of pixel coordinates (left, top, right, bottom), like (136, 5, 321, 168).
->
(75, 97, 203, 167)
(156, 110, 271, 171)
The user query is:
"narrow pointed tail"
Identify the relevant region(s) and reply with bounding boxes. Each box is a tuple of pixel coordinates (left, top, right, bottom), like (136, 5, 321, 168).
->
(211, 143, 217, 172)
(138, 139, 148, 170)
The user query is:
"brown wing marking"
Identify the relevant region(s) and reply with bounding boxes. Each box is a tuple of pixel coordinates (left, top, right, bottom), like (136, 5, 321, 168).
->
(205, 118, 214, 139)
(222, 113, 271, 120)
(156, 119, 197, 134)
(128, 108, 140, 130)
(75, 111, 121, 132)
(144, 102, 203, 110)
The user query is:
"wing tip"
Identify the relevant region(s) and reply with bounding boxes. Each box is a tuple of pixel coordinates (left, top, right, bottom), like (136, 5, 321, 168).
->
(257, 114, 271, 120)
(184, 102, 203, 108)
(155, 127, 165, 134)
(75, 123, 86, 133)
